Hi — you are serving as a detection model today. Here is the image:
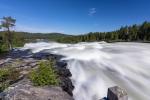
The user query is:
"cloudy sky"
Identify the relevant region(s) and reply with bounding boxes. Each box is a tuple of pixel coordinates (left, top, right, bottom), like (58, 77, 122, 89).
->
(0, 0, 150, 34)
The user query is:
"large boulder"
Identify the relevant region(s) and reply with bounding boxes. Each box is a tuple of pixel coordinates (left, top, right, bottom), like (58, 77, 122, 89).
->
(0, 79, 73, 100)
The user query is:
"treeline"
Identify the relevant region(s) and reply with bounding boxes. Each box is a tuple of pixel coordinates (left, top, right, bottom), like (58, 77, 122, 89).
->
(0, 31, 70, 52)
(1, 20, 150, 52)
(58, 21, 150, 43)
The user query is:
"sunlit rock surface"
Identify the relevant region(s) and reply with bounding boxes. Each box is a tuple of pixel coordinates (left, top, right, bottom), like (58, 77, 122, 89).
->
(0, 49, 74, 100)
(1, 79, 73, 100)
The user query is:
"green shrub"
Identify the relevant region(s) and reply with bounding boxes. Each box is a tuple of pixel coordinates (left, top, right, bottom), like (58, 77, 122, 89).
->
(0, 68, 9, 82)
(29, 60, 59, 86)
(0, 67, 20, 92)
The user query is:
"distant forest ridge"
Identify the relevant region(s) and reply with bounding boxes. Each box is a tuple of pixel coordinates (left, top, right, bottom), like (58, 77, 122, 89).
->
(0, 21, 150, 47)
(0, 32, 71, 40)
(0, 32, 71, 52)
(57, 21, 150, 43)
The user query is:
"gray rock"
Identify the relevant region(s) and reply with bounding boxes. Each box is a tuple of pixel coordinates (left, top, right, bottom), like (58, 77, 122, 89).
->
(55, 60, 74, 96)
(33, 52, 51, 60)
(56, 61, 67, 68)
(29, 62, 38, 68)
(0, 60, 5, 66)
(4, 58, 13, 63)
(107, 86, 128, 100)
(1, 82, 73, 100)
(60, 77, 74, 96)
(9, 49, 32, 59)
(0, 51, 74, 100)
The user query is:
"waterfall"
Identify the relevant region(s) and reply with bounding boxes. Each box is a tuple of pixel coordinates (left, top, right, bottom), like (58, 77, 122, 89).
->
(22, 42, 150, 100)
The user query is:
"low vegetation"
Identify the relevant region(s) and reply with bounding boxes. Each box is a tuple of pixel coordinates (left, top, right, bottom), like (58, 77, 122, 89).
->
(0, 67, 20, 92)
(29, 60, 59, 86)
(0, 58, 59, 92)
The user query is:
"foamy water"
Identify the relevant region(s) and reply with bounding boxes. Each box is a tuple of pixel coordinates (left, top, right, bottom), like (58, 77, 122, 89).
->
(22, 42, 150, 100)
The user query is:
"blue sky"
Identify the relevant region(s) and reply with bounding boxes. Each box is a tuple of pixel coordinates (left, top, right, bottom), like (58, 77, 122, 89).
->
(0, 0, 150, 34)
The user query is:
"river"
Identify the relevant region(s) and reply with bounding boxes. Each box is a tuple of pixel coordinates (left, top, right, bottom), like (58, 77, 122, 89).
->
(22, 42, 150, 100)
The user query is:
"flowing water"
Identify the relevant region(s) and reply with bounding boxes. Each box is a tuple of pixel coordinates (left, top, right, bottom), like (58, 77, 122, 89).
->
(22, 42, 150, 100)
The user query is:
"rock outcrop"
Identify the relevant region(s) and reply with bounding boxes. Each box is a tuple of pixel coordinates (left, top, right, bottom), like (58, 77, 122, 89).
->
(56, 61, 74, 96)
(1, 79, 73, 100)
(0, 49, 74, 100)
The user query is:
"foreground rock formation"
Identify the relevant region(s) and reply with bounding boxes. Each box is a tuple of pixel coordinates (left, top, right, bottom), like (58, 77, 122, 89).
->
(0, 49, 74, 100)
(1, 79, 73, 100)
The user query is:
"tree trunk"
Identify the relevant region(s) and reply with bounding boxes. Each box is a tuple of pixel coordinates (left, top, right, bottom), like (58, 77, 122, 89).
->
(7, 27, 13, 50)
(8, 42, 12, 50)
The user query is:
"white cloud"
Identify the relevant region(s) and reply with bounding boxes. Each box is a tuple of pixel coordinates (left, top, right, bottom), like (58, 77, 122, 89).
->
(88, 8, 96, 16)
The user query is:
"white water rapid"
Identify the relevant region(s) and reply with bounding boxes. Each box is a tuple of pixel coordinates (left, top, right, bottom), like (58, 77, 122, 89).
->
(22, 42, 150, 100)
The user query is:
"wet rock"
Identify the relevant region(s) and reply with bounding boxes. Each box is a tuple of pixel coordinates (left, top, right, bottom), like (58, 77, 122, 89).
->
(9, 49, 32, 59)
(57, 67, 72, 77)
(60, 77, 74, 96)
(49, 54, 64, 61)
(55, 60, 74, 96)
(56, 61, 71, 77)
(56, 61, 67, 68)
(33, 52, 51, 60)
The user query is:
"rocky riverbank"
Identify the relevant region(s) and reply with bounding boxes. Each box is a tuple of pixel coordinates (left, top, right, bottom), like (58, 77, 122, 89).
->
(0, 49, 74, 100)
